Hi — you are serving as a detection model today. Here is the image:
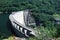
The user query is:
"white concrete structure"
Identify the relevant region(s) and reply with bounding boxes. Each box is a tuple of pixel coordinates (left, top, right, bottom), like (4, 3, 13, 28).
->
(9, 10, 36, 37)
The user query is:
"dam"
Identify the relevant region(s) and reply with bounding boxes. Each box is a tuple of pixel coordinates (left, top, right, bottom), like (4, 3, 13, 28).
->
(9, 10, 36, 37)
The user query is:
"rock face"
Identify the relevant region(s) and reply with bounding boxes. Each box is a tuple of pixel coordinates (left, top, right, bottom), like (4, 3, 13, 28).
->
(9, 10, 36, 37)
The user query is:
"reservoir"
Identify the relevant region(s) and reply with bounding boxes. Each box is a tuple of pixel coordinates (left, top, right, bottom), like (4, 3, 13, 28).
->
(0, 13, 12, 38)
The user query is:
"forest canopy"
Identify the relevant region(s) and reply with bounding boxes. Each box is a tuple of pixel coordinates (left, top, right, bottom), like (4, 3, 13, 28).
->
(0, 0, 60, 14)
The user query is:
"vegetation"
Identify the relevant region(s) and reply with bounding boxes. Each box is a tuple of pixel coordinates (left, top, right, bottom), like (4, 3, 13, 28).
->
(0, 0, 60, 40)
(0, 0, 60, 14)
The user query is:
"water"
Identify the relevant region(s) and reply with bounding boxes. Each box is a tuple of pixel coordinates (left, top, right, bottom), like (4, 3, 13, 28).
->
(0, 13, 12, 38)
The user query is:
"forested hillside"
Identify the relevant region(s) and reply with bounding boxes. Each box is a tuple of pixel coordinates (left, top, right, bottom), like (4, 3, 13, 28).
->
(0, 0, 60, 13)
(0, 0, 60, 40)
